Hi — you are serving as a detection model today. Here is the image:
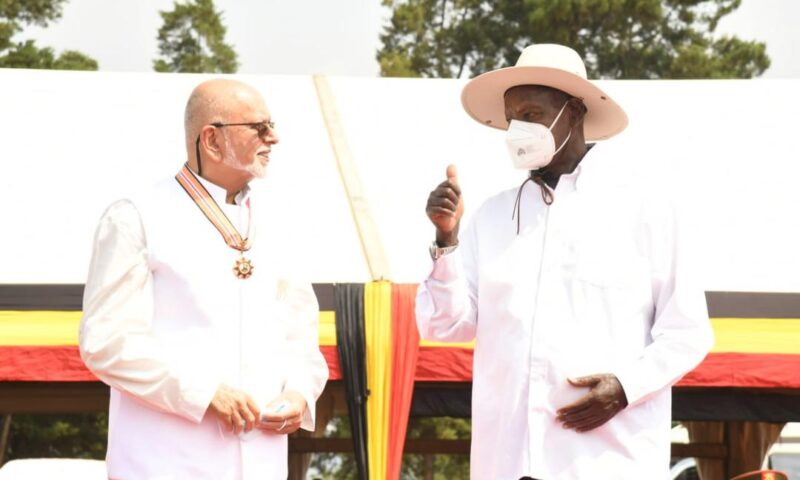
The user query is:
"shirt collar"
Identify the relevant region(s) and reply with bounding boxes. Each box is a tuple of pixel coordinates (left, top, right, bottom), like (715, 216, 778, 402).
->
(194, 173, 251, 206)
(568, 142, 600, 192)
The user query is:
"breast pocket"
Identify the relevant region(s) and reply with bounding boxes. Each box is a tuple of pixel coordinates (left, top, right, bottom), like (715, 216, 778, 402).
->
(567, 244, 654, 356)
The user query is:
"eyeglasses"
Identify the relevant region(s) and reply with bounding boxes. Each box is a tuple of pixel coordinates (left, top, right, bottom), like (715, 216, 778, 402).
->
(210, 120, 276, 140)
(195, 120, 276, 175)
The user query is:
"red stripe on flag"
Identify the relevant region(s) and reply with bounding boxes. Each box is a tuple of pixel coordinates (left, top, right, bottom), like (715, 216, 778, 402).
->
(387, 284, 420, 480)
(321, 345, 342, 381)
(0, 345, 343, 382)
(2, 346, 798, 389)
(415, 346, 474, 382)
(677, 352, 800, 388)
(414, 348, 800, 388)
(0, 346, 97, 381)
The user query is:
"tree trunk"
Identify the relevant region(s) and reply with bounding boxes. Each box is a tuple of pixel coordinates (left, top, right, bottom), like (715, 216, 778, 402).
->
(424, 454, 434, 480)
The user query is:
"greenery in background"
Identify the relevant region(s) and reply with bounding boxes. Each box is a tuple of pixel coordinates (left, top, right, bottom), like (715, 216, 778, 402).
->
(402, 417, 471, 480)
(308, 415, 471, 479)
(3, 413, 107, 461)
(377, 0, 770, 79)
(5, 413, 471, 478)
(308, 416, 359, 480)
(0, 0, 97, 69)
(153, 0, 238, 73)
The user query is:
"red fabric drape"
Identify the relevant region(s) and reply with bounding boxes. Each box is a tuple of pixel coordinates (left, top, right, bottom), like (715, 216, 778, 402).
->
(0, 346, 342, 381)
(677, 353, 800, 388)
(386, 284, 420, 480)
(4, 347, 800, 389)
(319, 346, 342, 380)
(415, 346, 474, 382)
(4, 348, 800, 388)
(0, 346, 97, 381)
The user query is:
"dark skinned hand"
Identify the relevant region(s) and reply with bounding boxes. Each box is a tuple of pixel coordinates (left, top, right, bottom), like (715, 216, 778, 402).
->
(556, 374, 628, 433)
(426, 165, 464, 247)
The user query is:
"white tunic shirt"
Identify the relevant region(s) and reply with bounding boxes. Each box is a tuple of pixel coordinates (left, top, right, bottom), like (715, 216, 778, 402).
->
(416, 145, 713, 480)
(80, 174, 328, 480)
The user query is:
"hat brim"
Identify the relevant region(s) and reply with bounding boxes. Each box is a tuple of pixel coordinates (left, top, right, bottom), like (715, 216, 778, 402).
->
(461, 66, 628, 141)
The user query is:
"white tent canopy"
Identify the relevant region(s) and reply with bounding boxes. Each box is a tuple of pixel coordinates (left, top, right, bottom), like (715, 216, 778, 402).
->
(0, 69, 798, 291)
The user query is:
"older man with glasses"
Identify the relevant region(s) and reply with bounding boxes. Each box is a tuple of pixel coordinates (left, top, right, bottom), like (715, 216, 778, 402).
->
(80, 79, 328, 479)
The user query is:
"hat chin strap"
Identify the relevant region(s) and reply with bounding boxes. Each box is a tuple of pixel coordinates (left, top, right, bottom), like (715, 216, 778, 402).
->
(514, 127, 573, 233)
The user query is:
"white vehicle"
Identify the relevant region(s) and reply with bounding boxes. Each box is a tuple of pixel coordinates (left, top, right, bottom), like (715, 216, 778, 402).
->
(670, 457, 699, 480)
(0, 459, 105, 479)
(769, 422, 800, 477)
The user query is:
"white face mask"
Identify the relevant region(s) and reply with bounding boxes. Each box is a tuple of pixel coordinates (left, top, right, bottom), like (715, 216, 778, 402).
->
(505, 101, 571, 170)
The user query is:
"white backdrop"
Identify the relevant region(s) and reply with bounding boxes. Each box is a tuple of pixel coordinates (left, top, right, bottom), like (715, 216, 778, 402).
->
(0, 69, 797, 291)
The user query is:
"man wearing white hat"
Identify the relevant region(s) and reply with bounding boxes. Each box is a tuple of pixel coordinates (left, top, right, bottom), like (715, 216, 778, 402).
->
(416, 44, 713, 479)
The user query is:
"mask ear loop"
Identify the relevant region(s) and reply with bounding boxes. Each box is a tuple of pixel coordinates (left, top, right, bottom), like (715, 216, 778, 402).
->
(548, 101, 570, 130)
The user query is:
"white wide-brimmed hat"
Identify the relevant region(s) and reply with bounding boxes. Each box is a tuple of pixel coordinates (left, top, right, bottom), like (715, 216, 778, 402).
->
(461, 44, 628, 141)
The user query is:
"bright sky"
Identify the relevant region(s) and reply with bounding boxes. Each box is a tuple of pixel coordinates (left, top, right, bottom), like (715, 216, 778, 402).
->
(19, 0, 800, 78)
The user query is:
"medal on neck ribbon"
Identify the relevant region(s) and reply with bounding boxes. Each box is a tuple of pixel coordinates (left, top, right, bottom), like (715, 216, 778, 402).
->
(175, 164, 254, 279)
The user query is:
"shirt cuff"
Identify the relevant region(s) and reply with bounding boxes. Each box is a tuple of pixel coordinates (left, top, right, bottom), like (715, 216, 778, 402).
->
(429, 248, 462, 283)
(179, 378, 220, 424)
(613, 364, 648, 408)
(285, 386, 316, 431)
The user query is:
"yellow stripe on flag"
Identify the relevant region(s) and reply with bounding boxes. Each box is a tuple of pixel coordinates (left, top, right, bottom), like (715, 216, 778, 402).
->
(0, 311, 82, 346)
(0, 311, 338, 347)
(365, 281, 392, 480)
(318, 311, 337, 346)
(419, 319, 800, 353)
(710, 318, 800, 354)
(420, 339, 475, 348)
(3, 311, 799, 355)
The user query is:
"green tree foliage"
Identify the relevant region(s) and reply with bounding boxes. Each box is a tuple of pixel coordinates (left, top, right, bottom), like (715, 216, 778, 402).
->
(308, 415, 471, 479)
(308, 416, 359, 479)
(402, 417, 471, 479)
(0, 39, 97, 69)
(153, 0, 238, 73)
(0, 0, 98, 70)
(377, 0, 770, 79)
(3, 413, 107, 461)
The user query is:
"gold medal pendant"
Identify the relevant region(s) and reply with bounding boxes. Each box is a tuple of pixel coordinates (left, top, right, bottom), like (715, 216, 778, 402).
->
(234, 255, 254, 279)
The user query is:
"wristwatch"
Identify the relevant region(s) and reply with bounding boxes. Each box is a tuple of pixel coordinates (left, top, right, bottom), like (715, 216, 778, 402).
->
(429, 241, 458, 260)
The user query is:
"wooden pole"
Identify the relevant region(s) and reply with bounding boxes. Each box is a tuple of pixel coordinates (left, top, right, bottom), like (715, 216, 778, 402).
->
(0, 414, 12, 466)
(312, 74, 391, 281)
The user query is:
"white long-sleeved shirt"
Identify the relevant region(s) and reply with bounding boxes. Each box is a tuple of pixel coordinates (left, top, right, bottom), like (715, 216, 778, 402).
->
(80, 174, 328, 479)
(416, 144, 713, 480)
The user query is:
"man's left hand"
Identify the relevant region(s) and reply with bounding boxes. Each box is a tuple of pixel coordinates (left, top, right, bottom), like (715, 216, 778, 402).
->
(556, 374, 628, 433)
(257, 391, 307, 435)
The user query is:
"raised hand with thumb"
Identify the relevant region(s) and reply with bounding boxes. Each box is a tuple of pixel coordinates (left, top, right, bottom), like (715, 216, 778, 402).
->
(425, 164, 464, 247)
